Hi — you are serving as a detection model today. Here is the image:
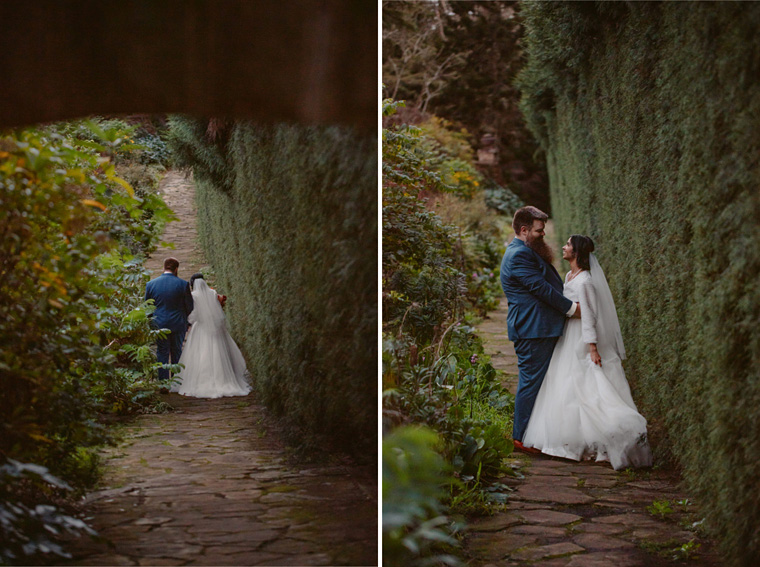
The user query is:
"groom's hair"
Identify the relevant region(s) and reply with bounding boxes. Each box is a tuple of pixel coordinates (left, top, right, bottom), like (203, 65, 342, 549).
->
(163, 257, 180, 272)
(513, 206, 548, 234)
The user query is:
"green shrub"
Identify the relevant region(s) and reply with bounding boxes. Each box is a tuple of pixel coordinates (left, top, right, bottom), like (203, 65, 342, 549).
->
(0, 460, 96, 564)
(167, 116, 377, 457)
(383, 99, 517, 565)
(482, 176, 524, 216)
(0, 121, 172, 560)
(385, 337, 512, 483)
(382, 426, 460, 567)
(135, 132, 171, 166)
(519, 3, 760, 564)
(383, 99, 506, 344)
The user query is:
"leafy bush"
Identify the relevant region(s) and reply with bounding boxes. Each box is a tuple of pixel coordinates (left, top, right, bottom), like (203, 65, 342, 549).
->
(382, 426, 460, 567)
(519, 3, 760, 564)
(135, 132, 171, 166)
(383, 99, 505, 347)
(417, 118, 482, 200)
(383, 99, 515, 558)
(0, 460, 96, 564)
(0, 119, 172, 560)
(483, 177, 524, 216)
(385, 335, 512, 483)
(91, 252, 175, 415)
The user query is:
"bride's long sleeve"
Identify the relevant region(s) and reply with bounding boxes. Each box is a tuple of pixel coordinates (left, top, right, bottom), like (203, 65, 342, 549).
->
(579, 277, 598, 344)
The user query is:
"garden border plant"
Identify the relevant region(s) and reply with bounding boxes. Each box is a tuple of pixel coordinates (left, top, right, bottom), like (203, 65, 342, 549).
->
(0, 117, 174, 562)
(382, 98, 522, 567)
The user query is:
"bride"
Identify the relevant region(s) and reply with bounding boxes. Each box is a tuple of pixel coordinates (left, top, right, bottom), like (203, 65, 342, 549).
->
(522, 235, 652, 470)
(170, 276, 252, 398)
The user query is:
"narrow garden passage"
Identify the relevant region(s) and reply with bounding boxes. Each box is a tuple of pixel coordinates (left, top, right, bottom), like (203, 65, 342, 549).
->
(467, 299, 722, 567)
(66, 172, 377, 566)
(143, 170, 207, 279)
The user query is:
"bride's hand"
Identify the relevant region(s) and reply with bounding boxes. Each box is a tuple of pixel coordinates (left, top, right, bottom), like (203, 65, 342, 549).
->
(589, 344, 602, 367)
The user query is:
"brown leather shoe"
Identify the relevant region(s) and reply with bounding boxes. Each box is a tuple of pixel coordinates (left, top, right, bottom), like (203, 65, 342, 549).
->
(513, 440, 541, 455)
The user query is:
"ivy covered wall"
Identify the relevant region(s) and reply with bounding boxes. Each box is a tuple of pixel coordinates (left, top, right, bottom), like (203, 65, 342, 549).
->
(168, 118, 377, 457)
(519, 2, 760, 563)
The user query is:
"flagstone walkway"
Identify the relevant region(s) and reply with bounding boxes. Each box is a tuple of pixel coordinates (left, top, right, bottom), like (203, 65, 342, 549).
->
(143, 170, 208, 279)
(468, 298, 722, 566)
(66, 171, 377, 566)
(67, 396, 376, 566)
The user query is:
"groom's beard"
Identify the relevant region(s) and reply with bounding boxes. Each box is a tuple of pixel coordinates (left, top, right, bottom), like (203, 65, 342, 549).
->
(527, 237, 555, 265)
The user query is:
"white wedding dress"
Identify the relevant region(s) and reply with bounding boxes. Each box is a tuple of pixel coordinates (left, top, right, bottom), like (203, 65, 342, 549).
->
(170, 279, 252, 398)
(522, 261, 652, 470)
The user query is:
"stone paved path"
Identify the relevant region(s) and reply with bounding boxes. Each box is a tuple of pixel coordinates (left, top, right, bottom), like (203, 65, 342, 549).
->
(144, 170, 209, 279)
(66, 171, 377, 566)
(467, 297, 723, 566)
(475, 297, 518, 395)
(67, 397, 376, 566)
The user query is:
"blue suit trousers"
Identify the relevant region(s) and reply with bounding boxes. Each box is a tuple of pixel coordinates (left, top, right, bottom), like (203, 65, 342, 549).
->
(512, 337, 559, 442)
(156, 327, 186, 382)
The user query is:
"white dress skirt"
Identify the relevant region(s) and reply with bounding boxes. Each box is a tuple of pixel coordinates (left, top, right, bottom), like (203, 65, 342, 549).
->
(171, 280, 251, 398)
(522, 271, 652, 470)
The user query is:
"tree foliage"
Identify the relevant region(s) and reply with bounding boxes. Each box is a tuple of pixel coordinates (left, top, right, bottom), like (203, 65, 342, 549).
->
(383, 0, 549, 211)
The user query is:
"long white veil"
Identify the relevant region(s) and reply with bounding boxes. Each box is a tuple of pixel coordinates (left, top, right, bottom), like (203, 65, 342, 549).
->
(173, 278, 250, 399)
(190, 279, 226, 329)
(589, 253, 626, 360)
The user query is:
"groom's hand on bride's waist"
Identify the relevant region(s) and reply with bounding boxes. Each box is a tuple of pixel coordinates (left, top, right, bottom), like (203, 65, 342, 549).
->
(570, 302, 581, 318)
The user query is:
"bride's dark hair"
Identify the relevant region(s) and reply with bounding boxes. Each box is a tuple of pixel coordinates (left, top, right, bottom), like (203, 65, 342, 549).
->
(189, 272, 204, 290)
(570, 235, 595, 270)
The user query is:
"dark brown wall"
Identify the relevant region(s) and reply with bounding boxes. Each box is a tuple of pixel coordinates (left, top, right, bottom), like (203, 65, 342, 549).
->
(0, 0, 376, 129)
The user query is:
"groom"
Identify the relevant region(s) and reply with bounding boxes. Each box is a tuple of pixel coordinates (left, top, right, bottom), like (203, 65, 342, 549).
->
(500, 206, 579, 452)
(145, 257, 194, 385)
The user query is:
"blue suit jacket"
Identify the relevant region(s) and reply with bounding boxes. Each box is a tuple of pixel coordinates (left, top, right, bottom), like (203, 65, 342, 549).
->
(500, 238, 573, 340)
(144, 273, 194, 332)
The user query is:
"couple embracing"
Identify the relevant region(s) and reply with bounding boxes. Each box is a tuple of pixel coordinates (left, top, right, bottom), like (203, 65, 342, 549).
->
(501, 206, 652, 470)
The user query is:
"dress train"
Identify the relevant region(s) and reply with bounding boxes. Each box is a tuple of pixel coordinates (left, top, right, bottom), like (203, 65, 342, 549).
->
(170, 280, 251, 398)
(522, 270, 652, 470)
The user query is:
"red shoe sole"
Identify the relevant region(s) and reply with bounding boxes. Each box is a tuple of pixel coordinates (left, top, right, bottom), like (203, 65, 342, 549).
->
(513, 440, 541, 455)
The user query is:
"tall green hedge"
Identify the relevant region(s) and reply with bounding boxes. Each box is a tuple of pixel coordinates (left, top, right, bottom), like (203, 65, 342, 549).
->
(168, 118, 377, 457)
(518, 2, 760, 563)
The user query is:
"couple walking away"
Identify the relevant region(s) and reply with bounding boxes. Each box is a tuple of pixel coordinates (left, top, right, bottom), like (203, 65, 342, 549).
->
(144, 257, 251, 398)
(501, 206, 652, 470)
